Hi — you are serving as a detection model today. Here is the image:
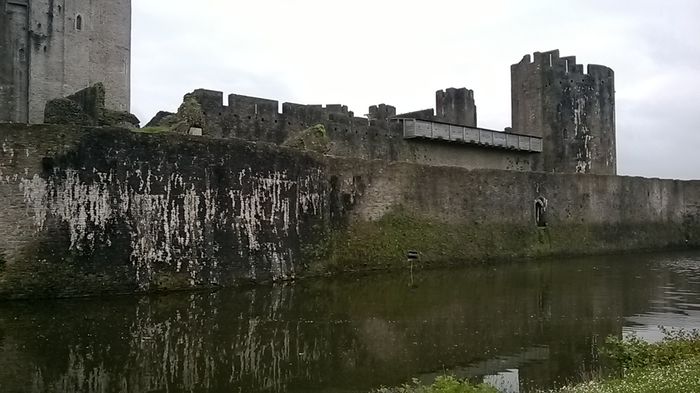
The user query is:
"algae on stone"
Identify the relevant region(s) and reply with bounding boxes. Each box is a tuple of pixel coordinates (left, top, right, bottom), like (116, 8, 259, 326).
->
(142, 94, 205, 134)
(282, 124, 331, 154)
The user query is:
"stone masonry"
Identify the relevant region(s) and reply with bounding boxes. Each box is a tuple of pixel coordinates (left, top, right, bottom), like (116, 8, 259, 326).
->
(0, 0, 131, 123)
(154, 50, 616, 175)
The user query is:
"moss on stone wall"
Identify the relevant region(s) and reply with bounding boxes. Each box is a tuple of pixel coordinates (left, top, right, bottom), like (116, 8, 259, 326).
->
(303, 207, 542, 274)
(302, 207, 694, 276)
(282, 124, 331, 154)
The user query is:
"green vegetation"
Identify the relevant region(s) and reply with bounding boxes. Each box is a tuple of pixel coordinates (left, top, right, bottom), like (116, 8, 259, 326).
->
(282, 124, 331, 154)
(553, 358, 700, 393)
(552, 328, 700, 393)
(302, 201, 690, 276)
(374, 330, 700, 393)
(376, 376, 498, 393)
(602, 327, 700, 370)
(135, 126, 170, 134)
(302, 208, 544, 274)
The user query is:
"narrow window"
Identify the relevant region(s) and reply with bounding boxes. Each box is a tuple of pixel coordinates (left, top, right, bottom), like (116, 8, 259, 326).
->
(76, 15, 82, 31)
(534, 197, 548, 228)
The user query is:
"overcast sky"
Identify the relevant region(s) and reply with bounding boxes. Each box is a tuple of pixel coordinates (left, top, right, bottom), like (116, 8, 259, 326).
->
(131, 0, 700, 180)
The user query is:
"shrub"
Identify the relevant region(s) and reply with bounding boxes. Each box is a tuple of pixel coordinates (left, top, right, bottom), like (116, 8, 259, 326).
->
(376, 376, 499, 393)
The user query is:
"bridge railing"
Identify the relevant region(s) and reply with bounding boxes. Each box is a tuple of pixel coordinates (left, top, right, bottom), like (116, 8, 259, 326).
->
(398, 118, 543, 153)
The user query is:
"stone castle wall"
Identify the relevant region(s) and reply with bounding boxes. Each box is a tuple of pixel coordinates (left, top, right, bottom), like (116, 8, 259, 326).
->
(0, 124, 697, 299)
(188, 89, 536, 172)
(0, 0, 130, 123)
(175, 50, 616, 175)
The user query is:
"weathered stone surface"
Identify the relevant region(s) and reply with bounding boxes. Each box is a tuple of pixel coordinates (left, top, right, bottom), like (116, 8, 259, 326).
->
(145, 111, 177, 128)
(177, 94, 205, 129)
(66, 82, 107, 121)
(0, 123, 698, 299)
(436, 88, 477, 127)
(0, 123, 325, 298)
(44, 83, 140, 128)
(511, 50, 616, 175)
(282, 124, 331, 154)
(142, 95, 205, 134)
(44, 98, 93, 126)
(165, 50, 615, 175)
(0, 0, 131, 123)
(101, 110, 141, 129)
(177, 89, 537, 172)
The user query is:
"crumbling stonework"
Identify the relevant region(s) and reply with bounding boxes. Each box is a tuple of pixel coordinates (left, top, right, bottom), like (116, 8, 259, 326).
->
(44, 83, 139, 128)
(282, 124, 331, 154)
(142, 94, 206, 135)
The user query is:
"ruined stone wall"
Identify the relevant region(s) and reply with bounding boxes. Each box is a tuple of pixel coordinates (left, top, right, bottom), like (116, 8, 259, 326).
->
(189, 89, 536, 172)
(0, 124, 698, 298)
(0, 0, 130, 123)
(0, 124, 326, 298)
(511, 50, 616, 175)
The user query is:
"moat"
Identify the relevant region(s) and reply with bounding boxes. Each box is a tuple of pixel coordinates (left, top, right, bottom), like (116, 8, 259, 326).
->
(1, 251, 700, 393)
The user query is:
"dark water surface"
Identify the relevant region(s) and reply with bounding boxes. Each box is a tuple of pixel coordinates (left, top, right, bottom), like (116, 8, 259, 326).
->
(2, 252, 700, 393)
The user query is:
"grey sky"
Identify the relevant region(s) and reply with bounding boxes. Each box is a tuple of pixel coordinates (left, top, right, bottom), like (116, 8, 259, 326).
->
(131, 0, 700, 180)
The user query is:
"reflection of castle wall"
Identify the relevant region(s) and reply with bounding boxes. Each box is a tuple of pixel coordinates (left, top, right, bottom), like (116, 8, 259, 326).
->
(0, 254, 679, 392)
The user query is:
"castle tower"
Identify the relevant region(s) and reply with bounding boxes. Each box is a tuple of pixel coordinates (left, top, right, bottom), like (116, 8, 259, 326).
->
(436, 87, 477, 127)
(511, 50, 616, 175)
(0, 0, 131, 123)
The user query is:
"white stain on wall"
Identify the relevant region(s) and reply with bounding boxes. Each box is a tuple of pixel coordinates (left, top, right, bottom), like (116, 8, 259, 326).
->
(18, 166, 325, 289)
(573, 97, 592, 174)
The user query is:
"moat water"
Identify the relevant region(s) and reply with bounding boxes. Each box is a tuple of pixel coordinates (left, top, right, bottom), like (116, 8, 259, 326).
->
(2, 251, 700, 393)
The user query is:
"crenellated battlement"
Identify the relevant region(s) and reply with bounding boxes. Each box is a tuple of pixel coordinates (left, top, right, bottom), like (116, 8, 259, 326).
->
(147, 49, 614, 176)
(511, 49, 616, 175)
(513, 49, 613, 80)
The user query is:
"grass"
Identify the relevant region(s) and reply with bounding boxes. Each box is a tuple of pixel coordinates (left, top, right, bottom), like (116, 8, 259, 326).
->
(135, 126, 170, 134)
(375, 376, 498, 393)
(551, 328, 700, 393)
(375, 329, 700, 393)
(553, 357, 700, 393)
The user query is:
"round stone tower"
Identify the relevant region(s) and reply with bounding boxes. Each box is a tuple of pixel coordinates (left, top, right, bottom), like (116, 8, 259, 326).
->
(511, 50, 616, 175)
(0, 0, 131, 123)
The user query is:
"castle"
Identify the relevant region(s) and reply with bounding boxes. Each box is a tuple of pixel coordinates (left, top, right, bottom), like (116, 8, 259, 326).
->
(0, 2, 615, 176)
(0, 0, 131, 123)
(1, 1, 699, 302)
(165, 49, 616, 176)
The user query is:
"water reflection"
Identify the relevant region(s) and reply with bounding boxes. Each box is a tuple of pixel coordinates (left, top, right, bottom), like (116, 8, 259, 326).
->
(623, 255, 700, 343)
(0, 252, 699, 393)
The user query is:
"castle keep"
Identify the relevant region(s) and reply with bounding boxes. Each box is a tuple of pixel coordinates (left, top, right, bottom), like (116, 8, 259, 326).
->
(164, 50, 616, 176)
(0, 0, 131, 123)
